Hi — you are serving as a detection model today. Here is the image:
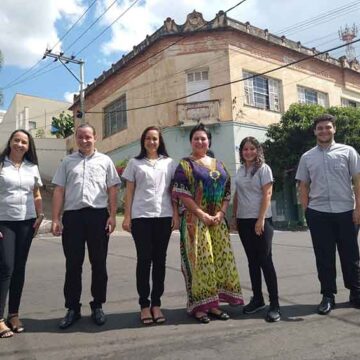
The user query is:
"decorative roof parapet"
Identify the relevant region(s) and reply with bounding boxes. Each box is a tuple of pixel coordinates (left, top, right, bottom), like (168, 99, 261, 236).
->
(183, 10, 207, 32)
(73, 10, 360, 108)
(164, 17, 178, 33)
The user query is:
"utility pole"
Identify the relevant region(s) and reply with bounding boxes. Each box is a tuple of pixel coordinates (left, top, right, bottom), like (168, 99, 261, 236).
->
(43, 50, 85, 123)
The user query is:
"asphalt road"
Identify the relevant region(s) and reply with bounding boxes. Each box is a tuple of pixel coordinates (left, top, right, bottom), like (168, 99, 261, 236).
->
(3, 228, 360, 360)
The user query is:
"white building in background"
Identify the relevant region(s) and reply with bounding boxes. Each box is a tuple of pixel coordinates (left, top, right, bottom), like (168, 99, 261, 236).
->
(0, 93, 72, 143)
(0, 93, 73, 182)
(0, 110, 5, 124)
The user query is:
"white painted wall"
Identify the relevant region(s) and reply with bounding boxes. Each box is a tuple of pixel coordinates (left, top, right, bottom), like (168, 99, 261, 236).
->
(35, 138, 67, 182)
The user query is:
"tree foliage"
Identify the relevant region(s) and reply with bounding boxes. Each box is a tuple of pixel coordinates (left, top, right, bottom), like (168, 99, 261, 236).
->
(51, 111, 74, 138)
(263, 103, 360, 189)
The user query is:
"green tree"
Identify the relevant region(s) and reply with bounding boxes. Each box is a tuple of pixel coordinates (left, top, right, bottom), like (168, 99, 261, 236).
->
(51, 111, 74, 138)
(263, 103, 360, 189)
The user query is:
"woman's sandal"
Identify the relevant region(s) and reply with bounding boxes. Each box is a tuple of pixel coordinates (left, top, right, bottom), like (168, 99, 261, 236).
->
(193, 312, 210, 324)
(151, 307, 166, 324)
(208, 309, 230, 321)
(0, 320, 13, 339)
(7, 314, 25, 333)
(140, 308, 154, 326)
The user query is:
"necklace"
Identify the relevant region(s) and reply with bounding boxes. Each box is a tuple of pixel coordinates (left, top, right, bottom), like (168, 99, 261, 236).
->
(192, 157, 221, 181)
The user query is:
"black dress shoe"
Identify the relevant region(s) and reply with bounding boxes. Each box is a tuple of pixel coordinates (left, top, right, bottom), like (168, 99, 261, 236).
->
(266, 305, 281, 322)
(59, 310, 81, 329)
(317, 296, 335, 315)
(349, 292, 360, 308)
(91, 308, 106, 326)
(243, 297, 266, 314)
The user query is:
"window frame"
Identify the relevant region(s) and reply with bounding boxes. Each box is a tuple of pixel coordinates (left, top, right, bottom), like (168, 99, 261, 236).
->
(243, 71, 281, 112)
(103, 94, 127, 138)
(297, 86, 328, 107)
(341, 97, 360, 108)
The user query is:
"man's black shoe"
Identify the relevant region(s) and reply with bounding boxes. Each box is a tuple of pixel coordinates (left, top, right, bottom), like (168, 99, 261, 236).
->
(266, 305, 281, 322)
(243, 297, 266, 314)
(91, 308, 106, 326)
(59, 310, 81, 329)
(317, 296, 335, 315)
(349, 292, 360, 308)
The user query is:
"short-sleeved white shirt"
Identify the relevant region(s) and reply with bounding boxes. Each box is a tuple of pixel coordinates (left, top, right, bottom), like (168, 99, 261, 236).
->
(234, 163, 273, 219)
(52, 150, 121, 211)
(122, 156, 176, 219)
(295, 142, 360, 213)
(0, 157, 43, 221)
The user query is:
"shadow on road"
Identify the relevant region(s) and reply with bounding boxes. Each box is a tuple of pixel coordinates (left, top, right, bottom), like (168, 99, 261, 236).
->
(20, 301, 351, 333)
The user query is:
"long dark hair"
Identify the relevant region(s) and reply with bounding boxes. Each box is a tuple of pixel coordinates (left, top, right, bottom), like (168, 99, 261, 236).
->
(135, 126, 169, 159)
(239, 136, 264, 176)
(0, 129, 39, 166)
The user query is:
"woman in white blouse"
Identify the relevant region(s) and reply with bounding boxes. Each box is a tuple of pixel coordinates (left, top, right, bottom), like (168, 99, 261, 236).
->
(0, 130, 44, 338)
(122, 126, 179, 325)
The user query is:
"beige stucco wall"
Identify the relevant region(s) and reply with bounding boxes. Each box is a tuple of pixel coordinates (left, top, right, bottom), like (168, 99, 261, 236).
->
(78, 31, 360, 155)
(0, 94, 71, 148)
(228, 41, 360, 127)
(85, 43, 234, 154)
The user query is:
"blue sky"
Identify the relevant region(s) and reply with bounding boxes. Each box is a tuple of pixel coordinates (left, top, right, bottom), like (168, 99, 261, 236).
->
(0, 0, 359, 110)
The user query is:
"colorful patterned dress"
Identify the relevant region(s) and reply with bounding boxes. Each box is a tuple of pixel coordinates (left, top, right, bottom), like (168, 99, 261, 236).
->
(172, 157, 243, 314)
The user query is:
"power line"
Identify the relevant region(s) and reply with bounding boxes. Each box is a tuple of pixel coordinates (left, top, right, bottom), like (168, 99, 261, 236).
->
(64, 0, 118, 52)
(275, 0, 360, 36)
(76, 0, 249, 91)
(75, 0, 143, 56)
(51, 0, 98, 51)
(85, 38, 360, 115)
(1, 0, 97, 90)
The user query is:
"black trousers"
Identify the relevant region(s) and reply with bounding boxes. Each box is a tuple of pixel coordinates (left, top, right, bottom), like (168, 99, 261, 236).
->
(305, 208, 360, 297)
(237, 218, 279, 304)
(0, 219, 35, 319)
(62, 208, 109, 312)
(131, 217, 172, 308)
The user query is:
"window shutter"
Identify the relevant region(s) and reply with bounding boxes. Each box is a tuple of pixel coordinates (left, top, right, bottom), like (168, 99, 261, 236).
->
(244, 72, 255, 106)
(298, 87, 306, 103)
(268, 78, 280, 111)
(317, 92, 328, 107)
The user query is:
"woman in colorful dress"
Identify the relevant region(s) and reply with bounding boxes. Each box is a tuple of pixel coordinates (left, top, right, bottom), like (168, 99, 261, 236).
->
(122, 126, 179, 325)
(172, 123, 243, 323)
(0, 130, 44, 338)
(233, 137, 280, 322)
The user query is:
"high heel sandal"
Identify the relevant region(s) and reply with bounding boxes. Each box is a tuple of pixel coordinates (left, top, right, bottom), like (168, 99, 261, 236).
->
(0, 320, 13, 339)
(151, 307, 166, 324)
(7, 314, 25, 333)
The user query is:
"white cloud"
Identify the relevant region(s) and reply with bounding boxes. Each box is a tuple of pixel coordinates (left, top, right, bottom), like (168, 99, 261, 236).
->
(98, 0, 260, 55)
(98, 0, 356, 58)
(0, 0, 85, 68)
(64, 90, 77, 103)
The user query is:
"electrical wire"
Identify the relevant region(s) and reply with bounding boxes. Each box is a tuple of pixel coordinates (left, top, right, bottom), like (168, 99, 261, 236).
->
(64, 0, 118, 52)
(85, 38, 360, 115)
(1, 0, 98, 90)
(275, 0, 360, 35)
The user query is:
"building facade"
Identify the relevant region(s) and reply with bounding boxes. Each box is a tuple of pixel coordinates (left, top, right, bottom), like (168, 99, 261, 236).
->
(0, 93, 72, 144)
(70, 10, 360, 191)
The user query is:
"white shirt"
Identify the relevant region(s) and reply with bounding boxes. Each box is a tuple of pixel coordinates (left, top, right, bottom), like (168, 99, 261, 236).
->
(234, 163, 273, 219)
(52, 150, 121, 211)
(122, 156, 176, 219)
(296, 142, 360, 213)
(0, 157, 43, 221)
